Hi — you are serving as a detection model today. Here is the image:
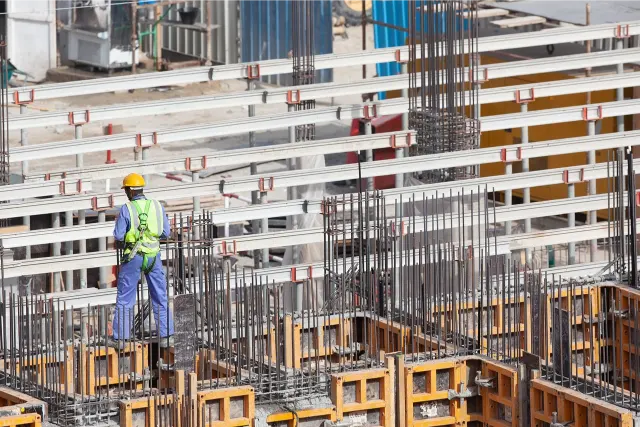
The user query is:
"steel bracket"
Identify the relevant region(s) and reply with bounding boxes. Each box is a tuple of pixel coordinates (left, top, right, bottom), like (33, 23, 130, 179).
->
(500, 147, 522, 163)
(447, 383, 477, 401)
(582, 105, 603, 121)
(246, 64, 261, 80)
(258, 177, 275, 192)
(474, 370, 496, 389)
(515, 88, 535, 104)
(390, 133, 412, 149)
(610, 308, 629, 319)
(136, 132, 158, 148)
(562, 169, 585, 184)
(291, 266, 313, 283)
(185, 156, 207, 172)
(219, 240, 237, 256)
(286, 89, 302, 104)
(363, 104, 378, 120)
(550, 412, 573, 427)
(615, 24, 631, 39)
(59, 180, 83, 196)
(68, 110, 90, 126)
(13, 89, 35, 105)
(470, 68, 488, 84)
(91, 195, 115, 211)
(394, 49, 408, 64)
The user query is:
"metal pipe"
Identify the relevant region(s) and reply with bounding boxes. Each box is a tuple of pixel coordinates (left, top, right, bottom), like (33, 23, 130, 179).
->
(365, 119, 373, 191)
(568, 183, 576, 265)
(521, 103, 531, 265)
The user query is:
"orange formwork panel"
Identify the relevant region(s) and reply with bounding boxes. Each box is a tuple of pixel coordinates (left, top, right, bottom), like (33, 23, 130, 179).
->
(266, 406, 337, 427)
(0, 414, 42, 427)
(119, 394, 179, 427)
(609, 285, 640, 390)
(331, 368, 392, 427)
(530, 378, 635, 427)
(0, 345, 74, 392)
(197, 385, 255, 427)
(479, 359, 519, 427)
(0, 388, 45, 427)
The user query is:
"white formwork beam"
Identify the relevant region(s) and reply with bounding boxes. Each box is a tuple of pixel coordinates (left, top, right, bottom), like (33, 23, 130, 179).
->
(0, 192, 629, 278)
(11, 49, 640, 132)
(0, 179, 91, 202)
(3, 158, 639, 249)
(11, 96, 640, 164)
(4, 129, 640, 221)
(7, 20, 640, 103)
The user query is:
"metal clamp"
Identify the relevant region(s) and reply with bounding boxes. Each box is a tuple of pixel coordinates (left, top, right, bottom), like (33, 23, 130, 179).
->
(59, 180, 83, 196)
(474, 370, 496, 389)
(390, 133, 412, 149)
(562, 168, 585, 184)
(550, 412, 572, 427)
(185, 156, 207, 172)
(219, 240, 237, 256)
(615, 24, 631, 39)
(91, 195, 115, 211)
(515, 88, 535, 104)
(258, 177, 275, 192)
(13, 89, 35, 105)
(636, 191, 640, 207)
(582, 105, 603, 121)
(610, 308, 629, 319)
(291, 266, 313, 283)
(394, 49, 408, 64)
(390, 220, 406, 236)
(363, 104, 378, 120)
(470, 68, 488, 84)
(246, 64, 260, 79)
(135, 132, 158, 148)
(447, 382, 477, 401)
(320, 200, 336, 216)
(68, 110, 90, 126)
(286, 89, 301, 104)
(500, 147, 522, 163)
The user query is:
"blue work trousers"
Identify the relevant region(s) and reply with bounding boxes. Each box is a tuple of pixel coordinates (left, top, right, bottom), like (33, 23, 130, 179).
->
(113, 253, 174, 340)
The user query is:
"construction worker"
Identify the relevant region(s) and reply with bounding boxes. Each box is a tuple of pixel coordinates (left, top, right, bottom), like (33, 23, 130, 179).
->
(109, 173, 174, 348)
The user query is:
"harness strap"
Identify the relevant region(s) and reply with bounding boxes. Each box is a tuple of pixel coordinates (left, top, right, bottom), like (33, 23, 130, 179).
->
(141, 254, 157, 274)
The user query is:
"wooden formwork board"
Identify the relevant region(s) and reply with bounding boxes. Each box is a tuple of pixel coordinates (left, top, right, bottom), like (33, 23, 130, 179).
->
(266, 406, 337, 427)
(530, 378, 634, 427)
(331, 368, 392, 427)
(119, 394, 178, 427)
(196, 385, 254, 427)
(77, 342, 148, 395)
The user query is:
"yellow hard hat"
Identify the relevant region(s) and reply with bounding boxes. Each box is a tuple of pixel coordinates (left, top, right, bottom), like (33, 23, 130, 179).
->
(122, 173, 145, 189)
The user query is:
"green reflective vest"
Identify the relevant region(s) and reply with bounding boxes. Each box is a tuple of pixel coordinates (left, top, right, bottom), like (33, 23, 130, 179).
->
(124, 198, 164, 256)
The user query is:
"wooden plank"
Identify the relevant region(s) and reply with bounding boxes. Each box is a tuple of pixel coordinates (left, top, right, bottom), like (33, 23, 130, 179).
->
(0, 225, 28, 235)
(491, 16, 547, 28)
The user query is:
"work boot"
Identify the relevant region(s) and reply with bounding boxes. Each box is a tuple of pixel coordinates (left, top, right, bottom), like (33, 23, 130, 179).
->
(159, 336, 174, 348)
(106, 337, 127, 350)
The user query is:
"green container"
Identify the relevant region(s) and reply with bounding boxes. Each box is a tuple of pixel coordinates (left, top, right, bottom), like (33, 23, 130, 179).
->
(1, 61, 17, 89)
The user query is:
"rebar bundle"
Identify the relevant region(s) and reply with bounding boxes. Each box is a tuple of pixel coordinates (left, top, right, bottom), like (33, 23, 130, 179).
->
(291, 0, 316, 142)
(408, 0, 480, 183)
(0, 38, 10, 229)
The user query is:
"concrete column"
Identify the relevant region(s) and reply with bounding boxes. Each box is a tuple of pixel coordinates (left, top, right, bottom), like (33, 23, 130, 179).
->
(616, 38, 626, 262)
(568, 183, 576, 265)
(98, 211, 108, 289)
(287, 103, 299, 266)
(248, 79, 260, 268)
(364, 119, 373, 191)
(520, 104, 532, 266)
(224, 196, 230, 237)
(52, 212, 61, 292)
(192, 171, 200, 240)
(587, 120, 597, 262)
(76, 124, 87, 288)
(396, 63, 408, 189)
(260, 191, 269, 269)
(505, 161, 512, 236)
(141, 147, 150, 185)
(19, 105, 30, 267)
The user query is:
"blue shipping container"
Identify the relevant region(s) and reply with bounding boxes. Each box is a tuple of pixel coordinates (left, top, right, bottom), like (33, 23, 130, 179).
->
(372, 1, 466, 99)
(240, 0, 333, 86)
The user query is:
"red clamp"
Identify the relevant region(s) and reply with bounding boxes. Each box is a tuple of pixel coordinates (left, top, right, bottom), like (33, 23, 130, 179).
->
(135, 132, 158, 148)
(286, 90, 301, 104)
(582, 105, 603, 121)
(636, 191, 640, 207)
(291, 266, 313, 283)
(91, 195, 114, 211)
(246, 64, 260, 79)
(467, 245, 474, 260)
(394, 49, 408, 64)
(562, 169, 585, 184)
(390, 133, 413, 149)
(59, 180, 83, 196)
(470, 68, 488, 84)
(219, 240, 237, 256)
(68, 110, 90, 126)
(185, 156, 207, 172)
(615, 24, 631, 39)
(500, 147, 522, 163)
(320, 200, 336, 216)
(13, 89, 35, 105)
(258, 177, 275, 192)
(515, 88, 535, 104)
(363, 104, 378, 120)
(390, 221, 407, 236)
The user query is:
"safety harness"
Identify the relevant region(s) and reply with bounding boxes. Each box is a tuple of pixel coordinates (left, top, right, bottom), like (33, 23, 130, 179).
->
(125, 200, 157, 274)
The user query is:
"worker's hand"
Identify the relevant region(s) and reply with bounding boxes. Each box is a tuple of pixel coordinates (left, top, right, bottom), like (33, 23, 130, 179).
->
(115, 240, 125, 250)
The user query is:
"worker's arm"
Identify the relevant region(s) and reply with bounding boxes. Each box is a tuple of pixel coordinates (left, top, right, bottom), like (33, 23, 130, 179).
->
(160, 206, 171, 240)
(113, 205, 130, 242)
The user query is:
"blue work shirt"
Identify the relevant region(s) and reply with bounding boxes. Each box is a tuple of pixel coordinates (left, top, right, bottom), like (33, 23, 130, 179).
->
(113, 194, 171, 241)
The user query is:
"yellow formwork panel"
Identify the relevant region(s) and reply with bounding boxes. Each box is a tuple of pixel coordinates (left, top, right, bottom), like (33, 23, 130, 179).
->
(266, 406, 337, 427)
(480, 359, 519, 427)
(331, 368, 392, 427)
(196, 385, 254, 427)
(0, 346, 74, 392)
(287, 315, 354, 369)
(119, 394, 178, 427)
(0, 414, 41, 427)
(530, 378, 634, 427)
